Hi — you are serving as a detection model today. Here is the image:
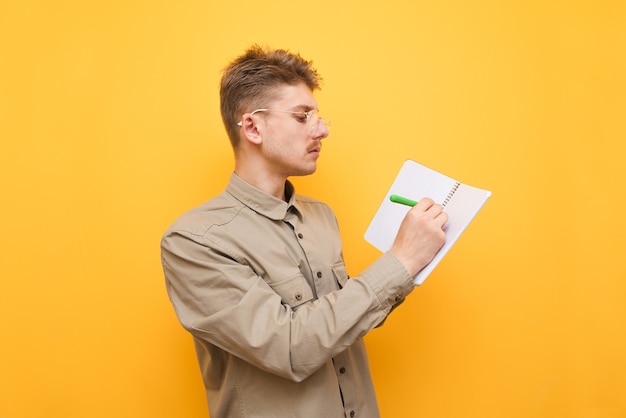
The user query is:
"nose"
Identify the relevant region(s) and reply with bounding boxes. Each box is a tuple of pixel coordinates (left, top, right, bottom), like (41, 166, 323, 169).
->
(313, 119, 330, 140)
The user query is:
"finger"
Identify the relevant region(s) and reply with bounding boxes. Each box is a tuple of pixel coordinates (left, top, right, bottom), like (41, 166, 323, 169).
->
(423, 201, 444, 218)
(414, 197, 435, 211)
(434, 210, 448, 228)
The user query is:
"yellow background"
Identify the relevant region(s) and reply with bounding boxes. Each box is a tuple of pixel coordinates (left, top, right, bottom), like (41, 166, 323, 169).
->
(1, 1, 625, 417)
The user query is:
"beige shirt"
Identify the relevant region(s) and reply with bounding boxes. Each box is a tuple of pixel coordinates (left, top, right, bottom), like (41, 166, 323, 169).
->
(161, 173, 414, 418)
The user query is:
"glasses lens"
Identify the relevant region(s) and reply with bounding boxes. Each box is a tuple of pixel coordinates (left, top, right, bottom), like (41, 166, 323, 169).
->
(306, 110, 330, 135)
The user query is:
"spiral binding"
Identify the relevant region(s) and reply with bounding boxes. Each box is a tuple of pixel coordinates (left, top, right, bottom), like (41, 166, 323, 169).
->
(442, 182, 461, 207)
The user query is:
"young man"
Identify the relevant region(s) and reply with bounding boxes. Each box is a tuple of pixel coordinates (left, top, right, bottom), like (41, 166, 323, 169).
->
(161, 45, 447, 418)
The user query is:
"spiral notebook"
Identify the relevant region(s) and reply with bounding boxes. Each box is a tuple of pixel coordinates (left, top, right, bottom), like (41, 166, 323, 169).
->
(364, 160, 491, 285)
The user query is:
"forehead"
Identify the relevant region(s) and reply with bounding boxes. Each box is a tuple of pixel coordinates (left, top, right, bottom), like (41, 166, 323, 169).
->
(267, 82, 317, 110)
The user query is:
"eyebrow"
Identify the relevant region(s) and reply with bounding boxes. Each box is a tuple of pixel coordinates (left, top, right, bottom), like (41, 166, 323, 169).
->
(288, 104, 316, 112)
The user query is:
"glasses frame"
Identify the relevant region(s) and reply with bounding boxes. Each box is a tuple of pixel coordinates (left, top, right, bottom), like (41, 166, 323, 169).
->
(236, 108, 329, 135)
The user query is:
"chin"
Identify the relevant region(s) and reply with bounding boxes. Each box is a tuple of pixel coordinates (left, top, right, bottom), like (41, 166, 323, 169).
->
(292, 164, 317, 177)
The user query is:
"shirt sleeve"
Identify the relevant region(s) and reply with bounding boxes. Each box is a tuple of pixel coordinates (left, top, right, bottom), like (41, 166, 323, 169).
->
(161, 228, 414, 383)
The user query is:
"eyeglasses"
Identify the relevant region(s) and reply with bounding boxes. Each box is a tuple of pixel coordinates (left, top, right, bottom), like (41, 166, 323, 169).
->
(237, 108, 330, 136)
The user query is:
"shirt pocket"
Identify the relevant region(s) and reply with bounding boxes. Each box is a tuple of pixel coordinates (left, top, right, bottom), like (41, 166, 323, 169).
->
(267, 273, 315, 309)
(331, 261, 350, 289)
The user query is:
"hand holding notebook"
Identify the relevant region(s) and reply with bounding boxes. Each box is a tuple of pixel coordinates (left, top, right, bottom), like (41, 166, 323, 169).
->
(364, 160, 491, 285)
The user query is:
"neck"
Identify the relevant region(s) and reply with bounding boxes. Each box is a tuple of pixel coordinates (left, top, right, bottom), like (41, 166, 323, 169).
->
(234, 159, 287, 201)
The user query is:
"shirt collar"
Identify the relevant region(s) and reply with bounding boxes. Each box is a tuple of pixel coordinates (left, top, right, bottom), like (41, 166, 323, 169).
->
(226, 173, 302, 221)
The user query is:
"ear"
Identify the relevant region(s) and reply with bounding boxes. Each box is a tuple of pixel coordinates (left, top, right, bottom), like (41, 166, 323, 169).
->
(239, 114, 263, 145)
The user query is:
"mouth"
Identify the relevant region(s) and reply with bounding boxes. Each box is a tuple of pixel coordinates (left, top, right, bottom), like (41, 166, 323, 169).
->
(308, 145, 321, 154)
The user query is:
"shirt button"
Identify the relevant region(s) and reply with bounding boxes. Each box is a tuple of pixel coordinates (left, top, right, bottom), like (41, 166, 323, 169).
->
(339, 367, 346, 374)
(295, 293, 302, 301)
(350, 411, 355, 417)
(316, 271, 322, 278)
(394, 295, 403, 303)
(297, 233, 303, 239)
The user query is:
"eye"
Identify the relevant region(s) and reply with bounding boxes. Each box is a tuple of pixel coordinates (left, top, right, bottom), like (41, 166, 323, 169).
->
(294, 113, 308, 123)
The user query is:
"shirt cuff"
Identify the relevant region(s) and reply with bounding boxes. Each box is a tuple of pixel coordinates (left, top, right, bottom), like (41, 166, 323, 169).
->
(358, 251, 414, 313)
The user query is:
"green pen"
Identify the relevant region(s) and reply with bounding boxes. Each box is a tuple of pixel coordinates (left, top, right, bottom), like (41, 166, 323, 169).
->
(390, 194, 418, 207)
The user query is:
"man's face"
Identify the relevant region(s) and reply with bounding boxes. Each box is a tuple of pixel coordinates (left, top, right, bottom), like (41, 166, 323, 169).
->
(256, 82, 329, 178)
